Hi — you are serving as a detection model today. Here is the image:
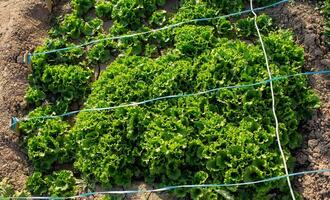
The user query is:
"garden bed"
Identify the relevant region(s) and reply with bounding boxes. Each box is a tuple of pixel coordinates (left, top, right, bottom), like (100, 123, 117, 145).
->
(0, 0, 329, 199)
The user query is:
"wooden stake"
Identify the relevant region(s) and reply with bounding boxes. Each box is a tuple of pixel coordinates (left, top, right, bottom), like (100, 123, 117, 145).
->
(46, 0, 53, 12)
(23, 50, 31, 67)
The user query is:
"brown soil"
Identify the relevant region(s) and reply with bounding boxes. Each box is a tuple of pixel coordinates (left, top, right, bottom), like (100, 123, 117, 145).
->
(0, 0, 49, 190)
(0, 0, 328, 199)
(267, 1, 330, 200)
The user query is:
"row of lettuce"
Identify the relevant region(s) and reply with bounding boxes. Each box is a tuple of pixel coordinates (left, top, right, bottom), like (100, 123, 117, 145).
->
(2, 0, 322, 199)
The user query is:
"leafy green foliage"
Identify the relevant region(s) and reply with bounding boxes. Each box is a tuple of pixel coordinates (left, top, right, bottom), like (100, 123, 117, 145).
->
(70, 30, 318, 198)
(72, 0, 95, 16)
(207, 0, 243, 13)
(20, 105, 61, 136)
(47, 170, 76, 197)
(26, 172, 48, 195)
(54, 13, 84, 39)
(83, 18, 103, 36)
(41, 65, 92, 101)
(26, 118, 71, 171)
(30, 38, 85, 69)
(264, 30, 304, 68)
(71, 57, 156, 187)
(20, 105, 74, 172)
(95, 1, 113, 19)
(149, 10, 168, 27)
(22, 0, 319, 198)
(111, 0, 158, 29)
(171, 2, 218, 25)
(174, 25, 215, 56)
(236, 14, 273, 38)
(25, 86, 46, 105)
(26, 171, 76, 197)
(50, 14, 103, 40)
(86, 42, 112, 65)
(213, 18, 233, 37)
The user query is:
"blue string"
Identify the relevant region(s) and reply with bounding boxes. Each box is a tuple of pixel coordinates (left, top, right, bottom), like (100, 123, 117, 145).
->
(5, 168, 330, 199)
(85, 169, 330, 195)
(30, 0, 288, 57)
(12, 70, 330, 127)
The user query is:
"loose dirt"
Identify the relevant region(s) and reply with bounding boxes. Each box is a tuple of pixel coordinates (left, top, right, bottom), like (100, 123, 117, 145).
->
(0, 0, 49, 190)
(267, 1, 330, 199)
